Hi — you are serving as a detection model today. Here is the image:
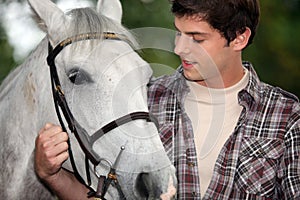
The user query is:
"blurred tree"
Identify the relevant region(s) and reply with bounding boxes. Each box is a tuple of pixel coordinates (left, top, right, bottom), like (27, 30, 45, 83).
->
(244, 0, 300, 97)
(121, 0, 180, 75)
(0, 23, 16, 83)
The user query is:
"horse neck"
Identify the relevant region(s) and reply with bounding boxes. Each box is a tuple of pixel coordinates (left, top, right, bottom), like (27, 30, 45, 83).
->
(0, 38, 57, 126)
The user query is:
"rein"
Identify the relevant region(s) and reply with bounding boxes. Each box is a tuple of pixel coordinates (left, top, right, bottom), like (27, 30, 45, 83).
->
(47, 32, 159, 199)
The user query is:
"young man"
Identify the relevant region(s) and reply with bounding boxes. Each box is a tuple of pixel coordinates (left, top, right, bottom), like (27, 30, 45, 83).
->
(35, 0, 300, 199)
(146, 0, 299, 199)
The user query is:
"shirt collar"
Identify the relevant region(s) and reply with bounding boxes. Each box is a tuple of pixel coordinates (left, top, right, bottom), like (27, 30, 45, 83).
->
(177, 61, 262, 107)
(238, 61, 263, 106)
(160, 61, 263, 108)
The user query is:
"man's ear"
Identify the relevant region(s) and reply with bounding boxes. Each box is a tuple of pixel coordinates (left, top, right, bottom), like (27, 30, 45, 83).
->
(232, 27, 251, 50)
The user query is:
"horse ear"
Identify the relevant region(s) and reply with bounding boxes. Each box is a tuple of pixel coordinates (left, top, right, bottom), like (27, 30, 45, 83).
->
(96, 0, 122, 23)
(27, 0, 66, 43)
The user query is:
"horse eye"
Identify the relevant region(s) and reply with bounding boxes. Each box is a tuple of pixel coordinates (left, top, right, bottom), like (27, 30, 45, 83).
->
(67, 68, 93, 85)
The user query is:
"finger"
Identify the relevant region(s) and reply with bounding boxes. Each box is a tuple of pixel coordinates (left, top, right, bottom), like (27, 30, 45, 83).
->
(50, 131, 69, 147)
(35, 149, 69, 179)
(50, 151, 69, 174)
(44, 122, 55, 130)
(38, 123, 55, 133)
(39, 124, 63, 138)
(55, 147, 69, 163)
(38, 139, 69, 163)
(36, 131, 69, 154)
(36, 127, 66, 150)
(52, 138, 69, 156)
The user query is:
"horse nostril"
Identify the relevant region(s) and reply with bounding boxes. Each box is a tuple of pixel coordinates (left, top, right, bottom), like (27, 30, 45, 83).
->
(135, 173, 149, 198)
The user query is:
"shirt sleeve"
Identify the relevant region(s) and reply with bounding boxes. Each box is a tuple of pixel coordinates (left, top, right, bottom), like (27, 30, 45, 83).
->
(280, 104, 300, 199)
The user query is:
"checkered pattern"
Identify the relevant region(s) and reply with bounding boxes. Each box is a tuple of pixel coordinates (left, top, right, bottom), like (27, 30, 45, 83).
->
(147, 62, 300, 199)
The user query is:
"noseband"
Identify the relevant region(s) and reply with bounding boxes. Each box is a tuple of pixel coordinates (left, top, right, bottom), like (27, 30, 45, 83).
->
(47, 32, 159, 199)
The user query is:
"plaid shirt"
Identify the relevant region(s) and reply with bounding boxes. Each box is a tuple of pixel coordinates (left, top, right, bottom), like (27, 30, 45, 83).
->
(147, 62, 300, 199)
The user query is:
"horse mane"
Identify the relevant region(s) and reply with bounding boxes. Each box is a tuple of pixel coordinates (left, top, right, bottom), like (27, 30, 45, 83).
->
(65, 7, 138, 49)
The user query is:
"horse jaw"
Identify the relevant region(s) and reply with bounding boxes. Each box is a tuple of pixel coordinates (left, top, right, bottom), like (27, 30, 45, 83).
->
(96, 0, 122, 23)
(160, 176, 177, 200)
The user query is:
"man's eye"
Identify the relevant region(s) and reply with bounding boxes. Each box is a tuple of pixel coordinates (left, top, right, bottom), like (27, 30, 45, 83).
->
(67, 68, 93, 85)
(193, 39, 204, 43)
(192, 36, 204, 43)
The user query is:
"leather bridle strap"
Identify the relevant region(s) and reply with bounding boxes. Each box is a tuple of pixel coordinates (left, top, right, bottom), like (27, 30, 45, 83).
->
(90, 112, 159, 144)
(48, 41, 89, 187)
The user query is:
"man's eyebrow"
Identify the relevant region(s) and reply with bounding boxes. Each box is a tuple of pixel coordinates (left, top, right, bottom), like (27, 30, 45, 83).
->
(174, 23, 210, 36)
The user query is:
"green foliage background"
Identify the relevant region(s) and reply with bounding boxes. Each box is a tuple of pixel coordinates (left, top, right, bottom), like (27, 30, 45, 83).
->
(0, 0, 299, 97)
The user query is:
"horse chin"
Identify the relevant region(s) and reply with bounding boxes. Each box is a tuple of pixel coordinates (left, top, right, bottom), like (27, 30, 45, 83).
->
(110, 173, 151, 200)
(134, 170, 177, 200)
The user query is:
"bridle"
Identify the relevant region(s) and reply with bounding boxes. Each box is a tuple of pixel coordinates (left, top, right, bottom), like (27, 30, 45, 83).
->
(47, 32, 159, 199)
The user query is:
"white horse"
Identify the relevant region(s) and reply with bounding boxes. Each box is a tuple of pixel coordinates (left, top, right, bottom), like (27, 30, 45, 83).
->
(0, 0, 176, 199)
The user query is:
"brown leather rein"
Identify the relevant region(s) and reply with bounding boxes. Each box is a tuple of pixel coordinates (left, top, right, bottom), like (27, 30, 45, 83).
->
(47, 32, 159, 199)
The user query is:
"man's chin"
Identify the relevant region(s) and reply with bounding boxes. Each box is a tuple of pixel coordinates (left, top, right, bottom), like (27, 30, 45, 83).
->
(182, 71, 205, 82)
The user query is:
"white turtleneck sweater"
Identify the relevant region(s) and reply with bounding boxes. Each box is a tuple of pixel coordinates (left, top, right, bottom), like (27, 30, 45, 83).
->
(184, 68, 249, 197)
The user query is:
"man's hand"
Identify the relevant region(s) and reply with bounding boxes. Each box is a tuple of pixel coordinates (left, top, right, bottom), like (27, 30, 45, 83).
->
(35, 123, 69, 184)
(34, 123, 91, 199)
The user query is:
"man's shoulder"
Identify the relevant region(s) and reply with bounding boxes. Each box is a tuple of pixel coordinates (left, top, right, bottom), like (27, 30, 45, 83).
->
(259, 82, 299, 105)
(254, 82, 300, 126)
(147, 74, 179, 101)
(147, 68, 189, 107)
(148, 69, 184, 93)
(273, 86, 299, 103)
(244, 61, 299, 105)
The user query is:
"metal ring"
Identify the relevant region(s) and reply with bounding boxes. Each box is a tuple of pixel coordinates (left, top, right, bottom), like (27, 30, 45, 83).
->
(94, 158, 113, 178)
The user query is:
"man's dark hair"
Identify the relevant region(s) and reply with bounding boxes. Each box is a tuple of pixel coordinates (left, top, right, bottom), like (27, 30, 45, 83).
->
(171, 0, 260, 47)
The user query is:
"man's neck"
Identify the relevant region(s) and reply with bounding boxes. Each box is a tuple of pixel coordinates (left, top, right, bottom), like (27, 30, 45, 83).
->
(195, 63, 245, 89)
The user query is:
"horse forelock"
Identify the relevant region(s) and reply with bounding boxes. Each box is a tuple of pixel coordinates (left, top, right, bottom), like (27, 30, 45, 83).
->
(63, 7, 138, 49)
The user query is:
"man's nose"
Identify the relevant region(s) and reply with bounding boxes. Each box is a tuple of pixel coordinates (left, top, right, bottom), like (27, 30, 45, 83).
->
(174, 34, 192, 56)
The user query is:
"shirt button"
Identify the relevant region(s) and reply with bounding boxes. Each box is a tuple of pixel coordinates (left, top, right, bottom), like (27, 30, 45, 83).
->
(188, 162, 195, 167)
(192, 191, 199, 197)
